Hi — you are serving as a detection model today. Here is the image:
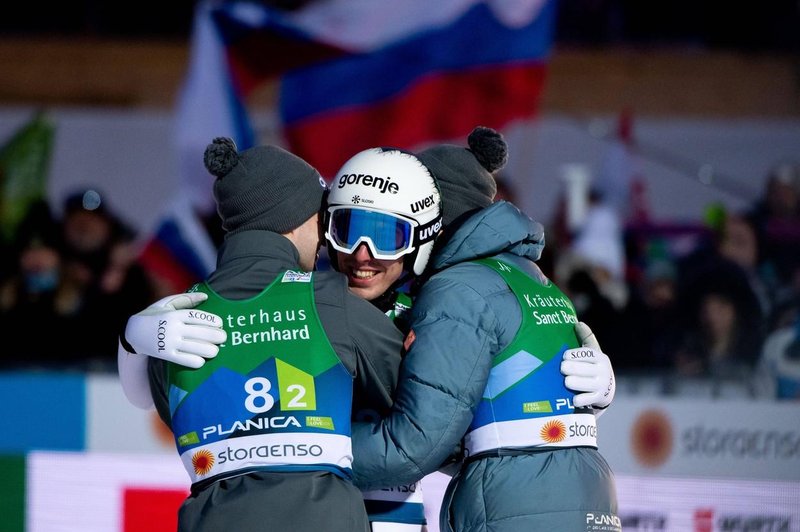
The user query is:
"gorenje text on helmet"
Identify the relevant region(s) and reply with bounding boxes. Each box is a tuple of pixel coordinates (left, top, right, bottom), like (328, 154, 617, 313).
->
(337, 173, 399, 194)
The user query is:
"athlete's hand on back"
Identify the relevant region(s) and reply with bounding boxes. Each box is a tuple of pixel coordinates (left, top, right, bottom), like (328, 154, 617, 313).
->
(560, 321, 616, 409)
(122, 292, 227, 369)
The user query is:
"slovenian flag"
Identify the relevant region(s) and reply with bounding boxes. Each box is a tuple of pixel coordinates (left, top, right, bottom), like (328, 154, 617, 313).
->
(180, 0, 558, 179)
(136, 196, 218, 295)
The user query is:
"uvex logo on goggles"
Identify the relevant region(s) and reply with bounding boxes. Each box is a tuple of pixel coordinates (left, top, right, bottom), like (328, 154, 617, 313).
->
(337, 173, 399, 195)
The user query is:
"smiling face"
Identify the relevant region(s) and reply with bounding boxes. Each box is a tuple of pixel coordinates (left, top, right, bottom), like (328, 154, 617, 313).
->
(336, 242, 405, 301)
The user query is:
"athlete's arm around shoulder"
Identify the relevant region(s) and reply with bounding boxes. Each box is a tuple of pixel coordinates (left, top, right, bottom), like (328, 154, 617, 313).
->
(117, 292, 227, 410)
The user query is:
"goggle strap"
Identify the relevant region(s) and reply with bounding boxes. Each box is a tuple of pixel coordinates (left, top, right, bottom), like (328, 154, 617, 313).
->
(415, 215, 443, 244)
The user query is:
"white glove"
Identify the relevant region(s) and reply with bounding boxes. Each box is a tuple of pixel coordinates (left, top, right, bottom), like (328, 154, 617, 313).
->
(561, 321, 616, 409)
(122, 292, 227, 369)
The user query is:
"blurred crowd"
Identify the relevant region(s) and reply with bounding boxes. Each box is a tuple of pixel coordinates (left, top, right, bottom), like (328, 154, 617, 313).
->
(1, 161, 799, 400)
(534, 161, 800, 400)
(0, 190, 156, 372)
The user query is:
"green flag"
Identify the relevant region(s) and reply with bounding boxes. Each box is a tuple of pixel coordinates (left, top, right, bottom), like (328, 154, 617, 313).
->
(0, 111, 55, 243)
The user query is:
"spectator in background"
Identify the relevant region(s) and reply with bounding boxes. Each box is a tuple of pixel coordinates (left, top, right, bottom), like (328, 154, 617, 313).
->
(673, 208, 772, 378)
(558, 267, 628, 372)
(668, 264, 766, 396)
(716, 211, 777, 323)
(553, 188, 629, 369)
(615, 258, 681, 373)
(746, 162, 800, 300)
(556, 188, 628, 310)
(57, 188, 155, 369)
(0, 200, 74, 368)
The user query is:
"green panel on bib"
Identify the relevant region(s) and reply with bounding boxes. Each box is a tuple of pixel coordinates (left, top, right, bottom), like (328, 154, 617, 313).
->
(277, 358, 316, 411)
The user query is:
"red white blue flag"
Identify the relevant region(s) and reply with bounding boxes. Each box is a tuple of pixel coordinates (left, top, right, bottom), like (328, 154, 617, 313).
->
(179, 0, 558, 179)
(137, 196, 218, 294)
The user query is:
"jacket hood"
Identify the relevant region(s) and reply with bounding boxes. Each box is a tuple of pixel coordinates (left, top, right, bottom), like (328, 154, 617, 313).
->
(430, 200, 545, 271)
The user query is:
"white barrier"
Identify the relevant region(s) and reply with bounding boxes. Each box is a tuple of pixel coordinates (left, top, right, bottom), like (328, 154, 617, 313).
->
(7, 372, 800, 531)
(26, 451, 800, 532)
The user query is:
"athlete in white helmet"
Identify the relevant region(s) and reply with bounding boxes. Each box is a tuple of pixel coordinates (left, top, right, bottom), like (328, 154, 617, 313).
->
(325, 147, 442, 326)
(324, 147, 443, 531)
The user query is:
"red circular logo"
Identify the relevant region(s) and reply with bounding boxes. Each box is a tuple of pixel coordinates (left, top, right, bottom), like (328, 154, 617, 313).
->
(631, 409, 673, 468)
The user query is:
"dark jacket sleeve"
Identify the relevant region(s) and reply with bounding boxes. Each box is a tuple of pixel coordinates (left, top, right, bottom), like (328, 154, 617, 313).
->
(315, 271, 404, 417)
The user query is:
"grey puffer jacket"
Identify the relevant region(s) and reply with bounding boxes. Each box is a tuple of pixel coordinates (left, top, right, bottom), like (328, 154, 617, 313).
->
(352, 201, 618, 532)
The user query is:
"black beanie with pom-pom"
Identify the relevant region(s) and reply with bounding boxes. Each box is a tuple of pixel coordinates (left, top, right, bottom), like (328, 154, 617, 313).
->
(204, 137, 326, 235)
(417, 126, 507, 226)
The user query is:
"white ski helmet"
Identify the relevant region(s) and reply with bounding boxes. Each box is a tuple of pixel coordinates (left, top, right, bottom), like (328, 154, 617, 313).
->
(325, 147, 442, 276)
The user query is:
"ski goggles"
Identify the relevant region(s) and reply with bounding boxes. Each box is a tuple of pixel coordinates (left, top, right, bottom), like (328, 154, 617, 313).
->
(326, 206, 416, 260)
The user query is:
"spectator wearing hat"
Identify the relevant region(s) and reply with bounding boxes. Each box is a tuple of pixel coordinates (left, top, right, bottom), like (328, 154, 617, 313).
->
(118, 138, 404, 532)
(351, 127, 620, 532)
(57, 188, 156, 369)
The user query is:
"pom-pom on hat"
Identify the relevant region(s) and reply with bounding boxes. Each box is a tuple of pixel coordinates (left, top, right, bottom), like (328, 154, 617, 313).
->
(417, 126, 507, 226)
(204, 137, 326, 235)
